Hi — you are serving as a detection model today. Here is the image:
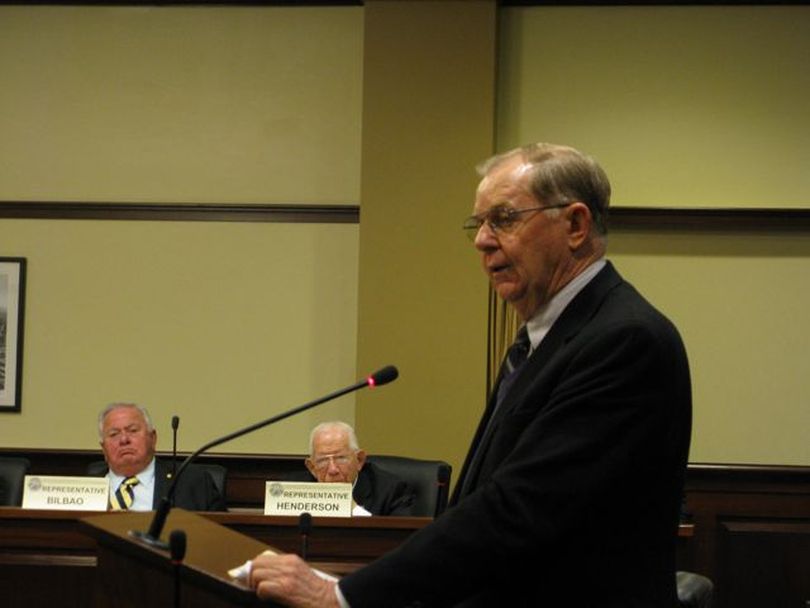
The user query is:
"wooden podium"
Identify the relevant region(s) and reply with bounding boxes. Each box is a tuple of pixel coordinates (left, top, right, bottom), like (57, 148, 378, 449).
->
(80, 509, 280, 608)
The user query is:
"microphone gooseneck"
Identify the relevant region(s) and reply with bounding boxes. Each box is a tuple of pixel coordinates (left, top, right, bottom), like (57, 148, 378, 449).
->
(171, 415, 180, 480)
(134, 365, 399, 547)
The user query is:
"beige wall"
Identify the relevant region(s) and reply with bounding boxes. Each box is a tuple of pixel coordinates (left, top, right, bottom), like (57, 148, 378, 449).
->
(0, 5, 363, 454)
(354, 0, 496, 478)
(0, 5, 362, 203)
(1, 3, 807, 470)
(497, 6, 810, 208)
(497, 5, 810, 465)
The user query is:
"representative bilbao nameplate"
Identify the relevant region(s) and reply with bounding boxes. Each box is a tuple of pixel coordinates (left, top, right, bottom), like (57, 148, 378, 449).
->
(264, 481, 352, 517)
(22, 475, 109, 511)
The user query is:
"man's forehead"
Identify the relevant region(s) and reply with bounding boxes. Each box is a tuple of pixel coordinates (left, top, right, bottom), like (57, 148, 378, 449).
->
(313, 431, 350, 452)
(104, 408, 144, 427)
(476, 162, 535, 209)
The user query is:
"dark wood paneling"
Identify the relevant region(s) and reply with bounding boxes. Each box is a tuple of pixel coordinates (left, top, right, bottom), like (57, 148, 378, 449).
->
(717, 520, 810, 608)
(6, 448, 810, 607)
(682, 464, 810, 608)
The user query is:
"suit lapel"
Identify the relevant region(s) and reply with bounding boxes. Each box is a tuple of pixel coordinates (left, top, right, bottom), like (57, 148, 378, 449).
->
(153, 460, 171, 509)
(497, 262, 623, 417)
(353, 466, 372, 508)
(452, 262, 624, 502)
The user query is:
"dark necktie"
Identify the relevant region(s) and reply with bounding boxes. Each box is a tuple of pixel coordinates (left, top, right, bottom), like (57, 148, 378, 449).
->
(459, 326, 531, 497)
(110, 476, 139, 511)
(494, 325, 531, 407)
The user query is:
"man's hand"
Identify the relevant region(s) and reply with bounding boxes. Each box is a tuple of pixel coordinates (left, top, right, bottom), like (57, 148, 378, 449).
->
(248, 553, 340, 608)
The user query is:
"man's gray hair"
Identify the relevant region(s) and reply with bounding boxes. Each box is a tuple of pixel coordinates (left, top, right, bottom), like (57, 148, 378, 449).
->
(477, 142, 611, 235)
(98, 402, 154, 439)
(308, 421, 360, 455)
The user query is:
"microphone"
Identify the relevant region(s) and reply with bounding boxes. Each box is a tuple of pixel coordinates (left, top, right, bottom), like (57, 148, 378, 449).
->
(169, 529, 187, 564)
(171, 415, 180, 481)
(131, 365, 399, 548)
(169, 529, 186, 608)
(298, 512, 312, 560)
(435, 465, 451, 519)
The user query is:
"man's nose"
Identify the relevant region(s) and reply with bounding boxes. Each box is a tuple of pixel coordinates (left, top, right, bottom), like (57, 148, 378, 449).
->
(474, 222, 498, 250)
(326, 459, 341, 474)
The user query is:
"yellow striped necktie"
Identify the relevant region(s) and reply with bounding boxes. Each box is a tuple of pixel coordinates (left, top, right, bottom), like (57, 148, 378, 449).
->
(110, 476, 139, 511)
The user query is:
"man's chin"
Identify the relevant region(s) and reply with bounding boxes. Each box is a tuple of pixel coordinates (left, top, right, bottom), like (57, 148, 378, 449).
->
(493, 283, 524, 304)
(112, 458, 143, 477)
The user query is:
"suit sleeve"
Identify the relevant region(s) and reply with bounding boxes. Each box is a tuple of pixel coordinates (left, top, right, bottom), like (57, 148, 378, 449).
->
(339, 314, 690, 607)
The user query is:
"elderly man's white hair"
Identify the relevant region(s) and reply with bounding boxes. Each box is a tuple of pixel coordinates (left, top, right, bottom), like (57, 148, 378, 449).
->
(97, 402, 154, 439)
(308, 421, 360, 455)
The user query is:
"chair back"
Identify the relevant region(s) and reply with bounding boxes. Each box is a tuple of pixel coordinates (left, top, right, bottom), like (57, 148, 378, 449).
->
(367, 455, 451, 518)
(0, 456, 31, 506)
(197, 463, 227, 497)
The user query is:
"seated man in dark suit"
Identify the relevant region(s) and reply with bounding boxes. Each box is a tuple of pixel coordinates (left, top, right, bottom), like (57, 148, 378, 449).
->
(304, 421, 414, 516)
(96, 402, 226, 512)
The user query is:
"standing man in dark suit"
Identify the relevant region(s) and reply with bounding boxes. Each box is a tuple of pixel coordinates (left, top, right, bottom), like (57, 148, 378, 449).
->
(98, 402, 226, 512)
(247, 143, 692, 607)
(304, 421, 414, 516)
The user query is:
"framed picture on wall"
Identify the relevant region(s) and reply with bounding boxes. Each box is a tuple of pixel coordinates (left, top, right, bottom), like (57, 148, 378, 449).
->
(0, 257, 26, 413)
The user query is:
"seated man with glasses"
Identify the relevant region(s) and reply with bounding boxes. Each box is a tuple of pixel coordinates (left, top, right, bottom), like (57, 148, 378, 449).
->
(303, 421, 415, 517)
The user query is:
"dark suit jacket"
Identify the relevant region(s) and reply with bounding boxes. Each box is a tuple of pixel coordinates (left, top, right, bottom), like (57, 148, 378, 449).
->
(97, 459, 226, 512)
(289, 461, 415, 516)
(339, 262, 692, 608)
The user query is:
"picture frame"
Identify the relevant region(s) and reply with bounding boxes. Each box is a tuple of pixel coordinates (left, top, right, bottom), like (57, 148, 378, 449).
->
(0, 257, 26, 412)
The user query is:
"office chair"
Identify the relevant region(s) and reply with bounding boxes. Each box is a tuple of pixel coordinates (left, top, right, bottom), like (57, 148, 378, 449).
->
(367, 455, 452, 518)
(0, 456, 31, 506)
(677, 571, 714, 608)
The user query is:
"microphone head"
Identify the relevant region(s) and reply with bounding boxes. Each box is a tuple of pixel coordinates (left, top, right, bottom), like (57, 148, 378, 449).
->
(298, 512, 312, 535)
(367, 365, 399, 388)
(169, 529, 187, 563)
(171, 415, 180, 431)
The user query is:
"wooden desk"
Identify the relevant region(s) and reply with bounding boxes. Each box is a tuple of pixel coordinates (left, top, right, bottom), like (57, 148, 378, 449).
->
(0, 507, 692, 607)
(0, 507, 432, 607)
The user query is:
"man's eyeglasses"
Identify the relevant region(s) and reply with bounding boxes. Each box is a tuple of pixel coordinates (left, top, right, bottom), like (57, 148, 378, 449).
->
(310, 453, 355, 470)
(462, 203, 572, 240)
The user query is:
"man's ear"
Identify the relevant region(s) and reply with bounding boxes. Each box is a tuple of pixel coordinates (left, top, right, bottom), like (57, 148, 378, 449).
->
(566, 202, 592, 249)
(355, 449, 367, 470)
(305, 458, 317, 477)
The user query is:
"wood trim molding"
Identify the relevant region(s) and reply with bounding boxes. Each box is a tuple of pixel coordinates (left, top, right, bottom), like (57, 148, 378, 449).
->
(609, 207, 810, 231)
(3, 202, 810, 230)
(0, 201, 359, 224)
(501, 1, 810, 6)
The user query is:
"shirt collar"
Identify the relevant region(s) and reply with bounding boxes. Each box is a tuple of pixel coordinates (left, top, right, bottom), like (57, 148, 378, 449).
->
(524, 258, 606, 352)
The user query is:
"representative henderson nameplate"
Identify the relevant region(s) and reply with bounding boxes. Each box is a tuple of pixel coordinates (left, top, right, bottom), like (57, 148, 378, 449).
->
(22, 475, 109, 511)
(264, 481, 353, 517)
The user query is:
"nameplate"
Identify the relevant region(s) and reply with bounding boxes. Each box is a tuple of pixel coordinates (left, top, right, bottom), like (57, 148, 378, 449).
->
(264, 481, 352, 517)
(22, 476, 109, 511)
